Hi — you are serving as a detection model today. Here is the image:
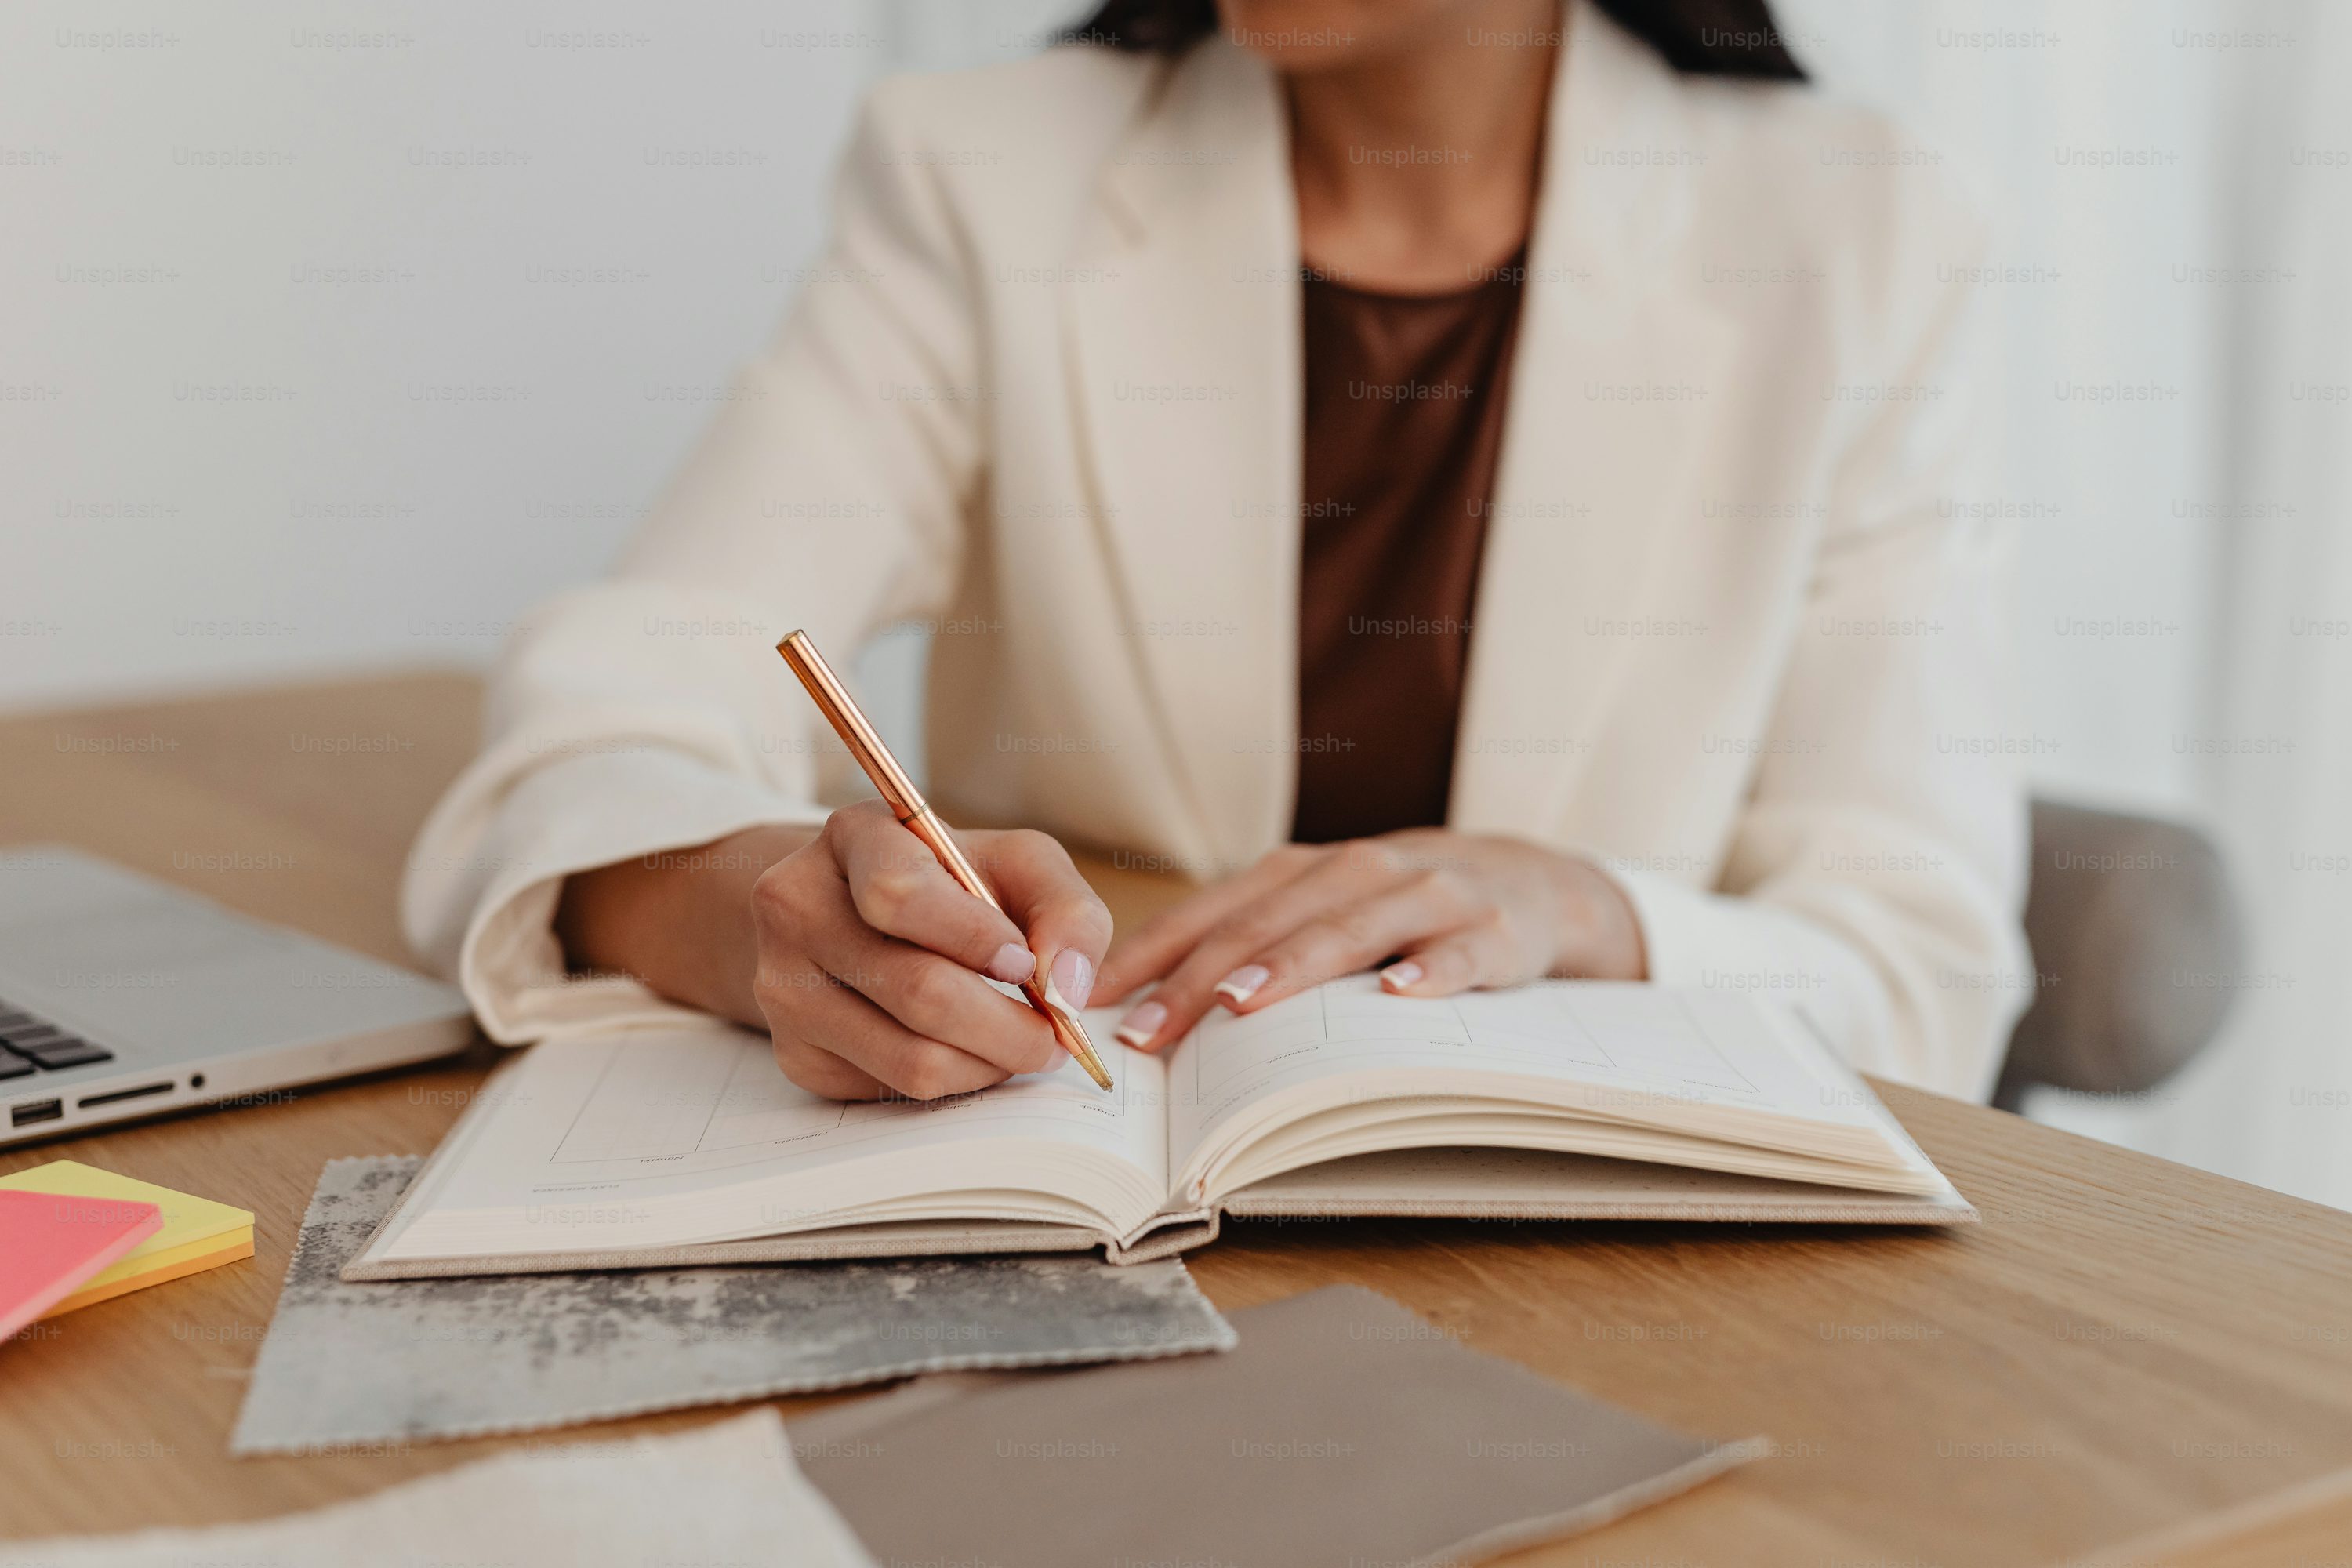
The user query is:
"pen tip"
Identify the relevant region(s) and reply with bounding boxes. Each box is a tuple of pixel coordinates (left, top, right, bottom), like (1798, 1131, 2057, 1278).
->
(1058, 1012, 1115, 1091)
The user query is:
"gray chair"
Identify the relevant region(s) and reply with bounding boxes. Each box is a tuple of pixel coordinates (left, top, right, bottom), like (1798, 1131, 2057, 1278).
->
(1995, 798, 2245, 1112)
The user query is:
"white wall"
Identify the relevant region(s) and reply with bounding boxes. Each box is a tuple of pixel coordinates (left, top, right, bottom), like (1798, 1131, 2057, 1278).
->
(2, 0, 877, 708)
(1784, 0, 2233, 818)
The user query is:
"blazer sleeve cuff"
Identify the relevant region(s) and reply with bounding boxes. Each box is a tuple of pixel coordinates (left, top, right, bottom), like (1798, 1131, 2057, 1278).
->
(1599, 864, 1890, 1056)
(416, 749, 828, 1045)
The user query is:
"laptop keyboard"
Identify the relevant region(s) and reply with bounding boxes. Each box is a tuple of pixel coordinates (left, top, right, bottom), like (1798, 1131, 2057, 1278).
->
(0, 997, 116, 1077)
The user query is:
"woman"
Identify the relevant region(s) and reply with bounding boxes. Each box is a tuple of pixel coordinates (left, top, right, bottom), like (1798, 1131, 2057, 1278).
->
(404, 0, 2028, 1104)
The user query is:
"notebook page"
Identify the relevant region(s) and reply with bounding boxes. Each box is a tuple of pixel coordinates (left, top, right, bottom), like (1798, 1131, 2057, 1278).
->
(374, 1021, 1169, 1258)
(1163, 975, 1892, 1176)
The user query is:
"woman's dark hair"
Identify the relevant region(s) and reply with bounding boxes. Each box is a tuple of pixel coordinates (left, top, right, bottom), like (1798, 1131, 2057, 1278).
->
(1065, 0, 1806, 81)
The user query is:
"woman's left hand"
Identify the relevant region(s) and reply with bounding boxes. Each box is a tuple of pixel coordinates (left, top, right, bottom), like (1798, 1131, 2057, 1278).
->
(1092, 830, 1647, 1052)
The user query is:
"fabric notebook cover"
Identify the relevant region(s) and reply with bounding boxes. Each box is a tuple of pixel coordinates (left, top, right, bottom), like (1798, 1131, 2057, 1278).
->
(793, 1284, 1766, 1568)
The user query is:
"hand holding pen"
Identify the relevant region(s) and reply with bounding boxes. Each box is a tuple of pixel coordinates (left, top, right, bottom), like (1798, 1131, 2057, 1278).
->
(770, 631, 1115, 1093)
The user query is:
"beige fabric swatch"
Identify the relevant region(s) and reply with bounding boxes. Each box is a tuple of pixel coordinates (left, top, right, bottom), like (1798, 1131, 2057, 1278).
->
(0, 1410, 872, 1568)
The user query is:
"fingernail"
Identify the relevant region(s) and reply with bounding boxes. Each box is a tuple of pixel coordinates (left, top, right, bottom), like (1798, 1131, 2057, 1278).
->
(1047, 948, 1094, 1011)
(985, 942, 1036, 985)
(1380, 960, 1423, 990)
(1115, 1000, 1167, 1047)
(1214, 964, 1269, 1006)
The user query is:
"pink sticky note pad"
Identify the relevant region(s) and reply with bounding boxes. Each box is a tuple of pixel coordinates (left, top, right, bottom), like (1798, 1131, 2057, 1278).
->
(0, 1187, 163, 1342)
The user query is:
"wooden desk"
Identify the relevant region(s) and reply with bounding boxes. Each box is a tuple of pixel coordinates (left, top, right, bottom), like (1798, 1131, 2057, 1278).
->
(3, 673, 2350, 1568)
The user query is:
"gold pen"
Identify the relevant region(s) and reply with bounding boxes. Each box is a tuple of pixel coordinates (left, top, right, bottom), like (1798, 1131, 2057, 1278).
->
(775, 630, 1115, 1091)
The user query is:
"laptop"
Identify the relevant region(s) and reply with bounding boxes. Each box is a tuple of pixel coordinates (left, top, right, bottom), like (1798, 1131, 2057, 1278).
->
(0, 844, 474, 1145)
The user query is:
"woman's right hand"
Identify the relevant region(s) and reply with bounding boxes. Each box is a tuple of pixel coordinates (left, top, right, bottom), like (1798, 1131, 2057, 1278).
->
(557, 801, 1112, 1102)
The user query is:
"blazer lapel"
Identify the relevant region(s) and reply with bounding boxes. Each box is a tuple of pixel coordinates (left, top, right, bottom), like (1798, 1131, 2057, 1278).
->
(1450, 0, 1737, 840)
(1066, 40, 1301, 871)
(1066, 5, 1737, 859)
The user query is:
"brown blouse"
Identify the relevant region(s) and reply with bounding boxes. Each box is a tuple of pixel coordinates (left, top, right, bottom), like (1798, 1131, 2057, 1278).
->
(1290, 257, 1526, 844)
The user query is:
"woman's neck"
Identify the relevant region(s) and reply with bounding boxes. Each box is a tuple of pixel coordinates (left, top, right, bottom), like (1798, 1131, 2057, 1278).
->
(1287, 0, 1563, 293)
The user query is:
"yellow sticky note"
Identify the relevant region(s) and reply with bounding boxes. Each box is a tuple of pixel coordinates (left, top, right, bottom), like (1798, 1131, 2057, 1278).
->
(0, 1160, 254, 1314)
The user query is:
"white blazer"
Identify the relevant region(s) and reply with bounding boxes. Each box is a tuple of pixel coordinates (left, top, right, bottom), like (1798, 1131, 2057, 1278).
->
(404, 0, 2031, 1098)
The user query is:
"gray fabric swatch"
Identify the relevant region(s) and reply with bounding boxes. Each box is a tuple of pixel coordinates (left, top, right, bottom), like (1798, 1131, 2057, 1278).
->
(795, 1284, 1766, 1568)
(230, 1156, 1234, 1454)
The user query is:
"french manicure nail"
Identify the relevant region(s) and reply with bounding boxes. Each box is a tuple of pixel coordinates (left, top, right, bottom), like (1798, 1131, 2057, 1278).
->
(1047, 948, 1094, 1011)
(1115, 1000, 1167, 1047)
(986, 942, 1036, 985)
(1380, 960, 1423, 990)
(1214, 964, 1270, 1006)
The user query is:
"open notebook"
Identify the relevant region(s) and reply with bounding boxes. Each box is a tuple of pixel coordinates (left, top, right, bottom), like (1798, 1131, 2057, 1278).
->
(346, 976, 1973, 1279)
